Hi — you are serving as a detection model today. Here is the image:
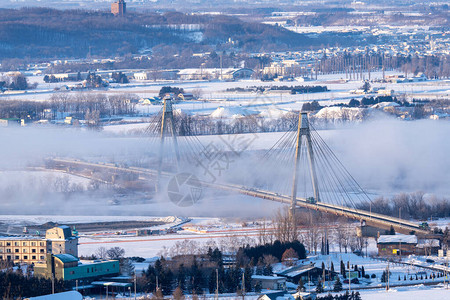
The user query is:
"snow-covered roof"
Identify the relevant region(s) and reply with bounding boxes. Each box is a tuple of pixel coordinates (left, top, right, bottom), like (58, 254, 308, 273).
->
(371, 102, 400, 109)
(314, 106, 363, 121)
(0, 235, 45, 240)
(416, 239, 440, 248)
(378, 234, 418, 244)
(210, 106, 259, 118)
(259, 107, 292, 119)
(28, 291, 82, 300)
(275, 263, 317, 278)
(252, 275, 286, 281)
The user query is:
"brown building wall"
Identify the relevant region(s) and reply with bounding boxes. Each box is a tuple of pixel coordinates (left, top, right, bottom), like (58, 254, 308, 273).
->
(377, 243, 416, 256)
(111, 1, 126, 16)
(0, 239, 50, 264)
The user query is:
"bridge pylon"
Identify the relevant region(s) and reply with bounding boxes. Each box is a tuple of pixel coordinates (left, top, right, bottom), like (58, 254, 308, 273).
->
(156, 95, 180, 192)
(291, 112, 320, 216)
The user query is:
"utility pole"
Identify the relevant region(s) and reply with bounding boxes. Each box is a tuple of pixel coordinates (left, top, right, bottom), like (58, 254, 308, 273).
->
(134, 273, 137, 300)
(399, 208, 402, 257)
(348, 264, 351, 294)
(220, 53, 223, 80)
(51, 274, 55, 294)
(242, 272, 245, 299)
(215, 269, 219, 300)
(386, 262, 390, 291)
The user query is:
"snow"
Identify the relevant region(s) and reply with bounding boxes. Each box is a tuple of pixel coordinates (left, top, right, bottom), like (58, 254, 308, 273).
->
(28, 291, 82, 300)
(259, 107, 293, 119)
(314, 106, 364, 121)
(371, 102, 400, 109)
(378, 234, 418, 244)
(360, 286, 450, 299)
(209, 106, 259, 119)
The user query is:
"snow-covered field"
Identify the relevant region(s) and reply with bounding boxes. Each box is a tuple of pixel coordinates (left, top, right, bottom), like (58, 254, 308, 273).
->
(3, 71, 450, 108)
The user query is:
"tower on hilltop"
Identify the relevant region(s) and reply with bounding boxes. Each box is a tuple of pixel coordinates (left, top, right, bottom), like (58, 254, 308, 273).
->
(111, 0, 126, 16)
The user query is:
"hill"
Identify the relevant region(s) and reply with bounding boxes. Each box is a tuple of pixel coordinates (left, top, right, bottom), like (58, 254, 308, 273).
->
(0, 8, 315, 59)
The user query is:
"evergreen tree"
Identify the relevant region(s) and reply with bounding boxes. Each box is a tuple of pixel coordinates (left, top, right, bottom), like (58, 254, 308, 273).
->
(340, 260, 346, 276)
(177, 264, 186, 290)
(254, 281, 262, 293)
(315, 280, 324, 293)
(263, 264, 273, 276)
(381, 271, 387, 283)
(333, 277, 343, 292)
(244, 265, 253, 293)
(208, 270, 217, 294)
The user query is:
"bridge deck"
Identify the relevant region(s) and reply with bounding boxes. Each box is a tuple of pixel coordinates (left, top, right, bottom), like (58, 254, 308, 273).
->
(46, 158, 429, 235)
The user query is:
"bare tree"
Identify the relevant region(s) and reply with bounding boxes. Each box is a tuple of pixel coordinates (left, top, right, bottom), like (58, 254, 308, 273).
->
(273, 207, 299, 243)
(95, 247, 108, 259)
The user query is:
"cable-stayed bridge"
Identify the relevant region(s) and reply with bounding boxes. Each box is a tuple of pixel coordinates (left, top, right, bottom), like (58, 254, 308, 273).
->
(45, 97, 430, 235)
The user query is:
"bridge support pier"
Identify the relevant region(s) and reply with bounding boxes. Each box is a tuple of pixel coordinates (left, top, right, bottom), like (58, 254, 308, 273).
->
(156, 96, 180, 192)
(291, 112, 320, 217)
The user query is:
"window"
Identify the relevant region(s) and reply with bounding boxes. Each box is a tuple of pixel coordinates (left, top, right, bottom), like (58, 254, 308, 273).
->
(7, 255, 11, 260)
(15, 249, 19, 253)
(40, 256, 45, 260)
(22, 242, 27, 246)
(32, 255, 36, 260)
(23, 249, 27, 253)
(24, 255, 28, 260)
(15, 255, 19, 260)
(0, 242, 2, 246)
(32, 249, 36, 253)
(6, 249, 11, 253)
(70, 271, 75, 275)
(6, 242, 11, 246)
(31, 242, 36, 246)
(14, 242, 19, 246)
(40, 249, 45, 253)
(0, 249, 3, 253)
(40, 242, 44, 247)
(0, 255, 2, 260)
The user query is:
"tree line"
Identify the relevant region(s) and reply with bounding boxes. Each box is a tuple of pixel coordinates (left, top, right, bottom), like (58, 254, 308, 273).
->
(0, 74, 35, 91)
(0, 93, 138, 122)
(357, 192, 450, 221)
(0, 267, 67, 299)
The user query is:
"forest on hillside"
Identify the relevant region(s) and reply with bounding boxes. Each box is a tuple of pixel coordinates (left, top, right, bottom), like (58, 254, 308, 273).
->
(0, 7, 370, 60)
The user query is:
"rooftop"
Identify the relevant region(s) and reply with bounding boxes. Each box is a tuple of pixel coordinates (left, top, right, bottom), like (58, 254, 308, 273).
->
(0, 235, 45, 240)
(378, 234, 418, 244)
(55, 254, 79, 264)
